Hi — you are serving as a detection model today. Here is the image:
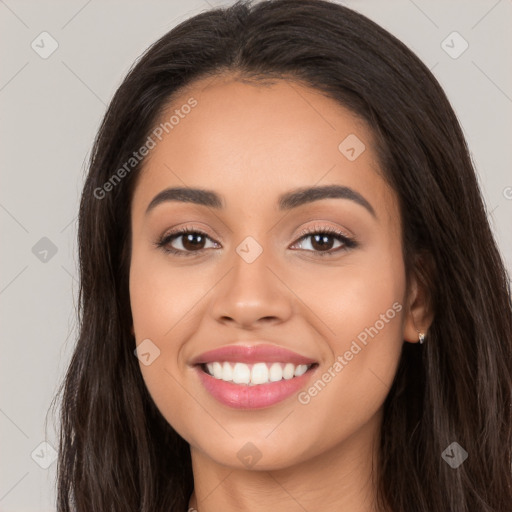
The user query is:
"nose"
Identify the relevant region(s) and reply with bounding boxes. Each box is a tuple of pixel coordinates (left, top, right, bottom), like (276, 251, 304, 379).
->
(209, 244, 294, 330)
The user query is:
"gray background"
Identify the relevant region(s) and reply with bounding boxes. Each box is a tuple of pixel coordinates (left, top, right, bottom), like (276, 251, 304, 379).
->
(1, 1, 511, 510)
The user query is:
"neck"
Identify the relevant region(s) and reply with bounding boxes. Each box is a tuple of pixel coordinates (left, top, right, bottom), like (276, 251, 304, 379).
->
(188, 410, 385, 512)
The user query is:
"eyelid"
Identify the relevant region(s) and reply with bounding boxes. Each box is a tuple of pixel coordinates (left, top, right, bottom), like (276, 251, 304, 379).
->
(155, 222, 358, 257)
(290, 223, 357, 253)
(155, 224, 218, 256)
(293, 223, 355, 242)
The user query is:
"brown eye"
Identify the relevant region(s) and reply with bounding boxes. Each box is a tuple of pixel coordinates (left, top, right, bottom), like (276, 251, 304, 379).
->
(178, 232, 207, 251)
(156, 228, 219, 256)
(290, 226, 357, 256)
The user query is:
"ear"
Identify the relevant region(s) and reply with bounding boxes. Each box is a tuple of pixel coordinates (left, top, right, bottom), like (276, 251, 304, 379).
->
(403, 269, 434, 343)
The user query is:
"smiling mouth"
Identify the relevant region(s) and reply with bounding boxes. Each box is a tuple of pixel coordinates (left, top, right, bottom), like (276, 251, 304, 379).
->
(199, 361, 318, 386)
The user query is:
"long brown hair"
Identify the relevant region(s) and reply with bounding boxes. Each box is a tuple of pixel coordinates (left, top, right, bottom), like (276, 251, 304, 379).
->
(53, 1, 512, 510)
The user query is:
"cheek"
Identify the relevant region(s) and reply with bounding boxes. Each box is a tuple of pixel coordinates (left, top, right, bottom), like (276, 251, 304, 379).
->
(129, 250, 199, 438)
(288, 240, 405, 348)
(129, 246, 210, 338)
(329, 253, 405, 378)
(289, 250, 405, 447)
(129, 246, 223, 433)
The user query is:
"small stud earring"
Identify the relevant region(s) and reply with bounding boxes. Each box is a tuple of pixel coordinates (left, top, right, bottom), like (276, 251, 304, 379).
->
(418, 332, 425, 344)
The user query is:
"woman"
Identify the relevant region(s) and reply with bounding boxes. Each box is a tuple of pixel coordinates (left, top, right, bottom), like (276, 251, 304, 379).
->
(55, 0, 512, 511)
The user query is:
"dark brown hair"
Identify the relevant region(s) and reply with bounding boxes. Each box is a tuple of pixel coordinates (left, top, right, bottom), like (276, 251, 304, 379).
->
(53, 1, 512, 510)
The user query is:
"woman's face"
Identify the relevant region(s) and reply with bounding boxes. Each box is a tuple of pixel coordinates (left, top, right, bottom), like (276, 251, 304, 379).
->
(129, 75, 422, 470)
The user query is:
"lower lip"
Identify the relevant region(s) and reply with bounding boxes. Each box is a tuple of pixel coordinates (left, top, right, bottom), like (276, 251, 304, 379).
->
(195, 365, 317, 409)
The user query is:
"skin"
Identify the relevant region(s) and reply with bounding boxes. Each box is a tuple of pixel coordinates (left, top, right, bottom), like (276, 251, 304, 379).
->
(129, 74, 431, 512)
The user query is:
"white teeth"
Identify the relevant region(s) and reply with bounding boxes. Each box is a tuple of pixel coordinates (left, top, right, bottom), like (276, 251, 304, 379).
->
(283, 363, 295, 380)
(232, 362, 251, 384)
(203, 361, 313, 385)
(269, 362, 283, 382)
(212, 362, 223, 379)
(294, 364, 308, 377)
(222, 361, 233, 381)
(251, 363, 269, 385)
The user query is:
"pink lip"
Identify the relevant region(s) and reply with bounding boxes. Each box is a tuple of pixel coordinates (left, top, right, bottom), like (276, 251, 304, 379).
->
(190, 343, 317, 366)
(195, 365, 318, 409)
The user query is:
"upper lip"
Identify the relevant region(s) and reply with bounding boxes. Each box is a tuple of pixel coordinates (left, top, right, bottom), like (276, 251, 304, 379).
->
(190, 343, 317, 366)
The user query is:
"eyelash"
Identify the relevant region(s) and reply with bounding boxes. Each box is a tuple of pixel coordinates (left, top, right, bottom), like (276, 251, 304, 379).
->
(154, 225, 358, 258)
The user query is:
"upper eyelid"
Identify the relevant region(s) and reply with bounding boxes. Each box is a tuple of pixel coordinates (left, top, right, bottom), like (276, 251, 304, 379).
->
(162, 225, 350, 240)
(295, 224, 352, 238)
(159, 225, 354, 249)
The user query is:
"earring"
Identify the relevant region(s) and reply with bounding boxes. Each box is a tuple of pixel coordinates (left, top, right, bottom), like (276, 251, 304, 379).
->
(418, 332, 425, 344)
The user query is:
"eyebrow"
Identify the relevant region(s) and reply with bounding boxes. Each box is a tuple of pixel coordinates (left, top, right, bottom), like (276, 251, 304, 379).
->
(145, 184, 376, 218)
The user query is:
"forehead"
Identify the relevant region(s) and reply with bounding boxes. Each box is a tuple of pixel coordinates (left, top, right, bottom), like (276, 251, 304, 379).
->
(132, 75, 395, 219)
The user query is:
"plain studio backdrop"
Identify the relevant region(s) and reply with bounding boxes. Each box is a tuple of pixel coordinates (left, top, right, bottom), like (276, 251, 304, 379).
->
(0, 1, 511, 510)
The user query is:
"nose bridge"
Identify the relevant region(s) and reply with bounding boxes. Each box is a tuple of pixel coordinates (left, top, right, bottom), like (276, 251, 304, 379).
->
(231, 234, 272, 289)
(208, 233, 293, 327)
(228, 233, 277, 301)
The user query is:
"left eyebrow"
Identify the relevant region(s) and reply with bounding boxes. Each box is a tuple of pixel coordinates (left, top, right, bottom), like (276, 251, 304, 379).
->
(145, 184, 376, 218)
(278, 184, 376, 218)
